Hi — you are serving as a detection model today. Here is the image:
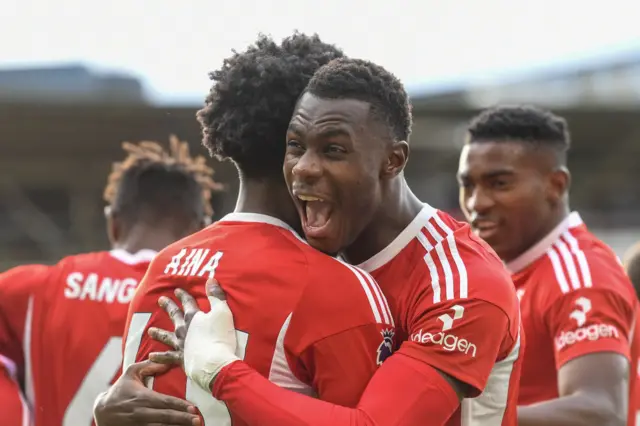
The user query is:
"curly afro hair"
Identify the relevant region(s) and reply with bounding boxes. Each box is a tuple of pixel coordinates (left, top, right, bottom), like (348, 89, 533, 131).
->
(304, 57, 412, 142)
(466, 105, 570, 156)
(197, 32, 344, 179)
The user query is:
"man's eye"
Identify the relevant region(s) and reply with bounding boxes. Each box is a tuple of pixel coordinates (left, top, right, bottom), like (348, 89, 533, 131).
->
(327, 145, 346, 154)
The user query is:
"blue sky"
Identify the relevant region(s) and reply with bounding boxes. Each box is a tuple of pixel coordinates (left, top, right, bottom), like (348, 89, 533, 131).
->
(2, 0, 639, 103)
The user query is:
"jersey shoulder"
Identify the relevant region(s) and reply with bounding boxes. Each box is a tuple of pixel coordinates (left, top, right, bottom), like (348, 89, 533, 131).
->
(430, 211, 517, 311)
(529, 226, 634, 307)
(295, 253, 394, 337)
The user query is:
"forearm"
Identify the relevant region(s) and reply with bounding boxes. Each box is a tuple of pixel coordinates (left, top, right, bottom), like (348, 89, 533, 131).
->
(518, 394, 624, 426)
(212, 354, 459, 426)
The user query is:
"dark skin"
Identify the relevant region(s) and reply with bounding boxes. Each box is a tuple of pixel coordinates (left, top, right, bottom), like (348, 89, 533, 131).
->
(284, 93, 424, 264)
(458, 140, 628, 426)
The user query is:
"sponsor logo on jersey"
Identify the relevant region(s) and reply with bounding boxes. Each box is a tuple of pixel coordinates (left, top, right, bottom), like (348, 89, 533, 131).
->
(410, 329, 477, 357)
(376, 329, 395, 365)
(555, 323, 620, 350)
(569, 297, 591, 327)
(410, 304, 477, 357)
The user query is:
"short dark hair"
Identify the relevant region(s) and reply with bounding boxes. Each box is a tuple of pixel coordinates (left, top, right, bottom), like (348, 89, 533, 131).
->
(197, 32, 344, 179)
(104, 136, 223, 227)
(466, 105, 570, 158)
(304, 58, 412, 142)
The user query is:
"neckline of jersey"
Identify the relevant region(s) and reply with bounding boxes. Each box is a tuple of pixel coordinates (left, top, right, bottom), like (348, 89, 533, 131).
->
(356, 203, 438, 273)
(505, 211, 584, 274)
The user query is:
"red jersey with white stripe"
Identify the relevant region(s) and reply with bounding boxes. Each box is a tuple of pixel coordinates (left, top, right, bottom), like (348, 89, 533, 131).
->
(357, 204, 522, 426)
(0, 249, 155, 426)
(122, 212, 395, 424)
(0, 355, 30, 426)
(510, 212, 638, 425)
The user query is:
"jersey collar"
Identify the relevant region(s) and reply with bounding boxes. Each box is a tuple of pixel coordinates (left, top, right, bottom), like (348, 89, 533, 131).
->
(505, 211, 584, 274)
(356, 203, 438, 272)
(109, 248, 158, 265)
(219, 212, 298, 235)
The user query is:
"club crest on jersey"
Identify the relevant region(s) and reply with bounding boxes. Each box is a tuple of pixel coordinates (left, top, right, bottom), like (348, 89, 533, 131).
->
(376, 329, 395, 365)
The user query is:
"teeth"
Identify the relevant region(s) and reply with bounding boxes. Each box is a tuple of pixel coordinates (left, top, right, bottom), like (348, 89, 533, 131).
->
(298, 195, 323, 202)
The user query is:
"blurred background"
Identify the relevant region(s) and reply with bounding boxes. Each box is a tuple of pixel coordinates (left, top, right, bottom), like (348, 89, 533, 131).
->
(1, 0, 640, 269)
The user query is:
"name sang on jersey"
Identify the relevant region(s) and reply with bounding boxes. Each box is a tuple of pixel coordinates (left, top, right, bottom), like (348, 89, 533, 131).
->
(64, 272, 138, 303)
(164, 248, 223, 278)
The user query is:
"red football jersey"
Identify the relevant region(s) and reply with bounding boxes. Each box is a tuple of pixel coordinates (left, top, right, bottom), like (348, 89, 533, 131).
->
(122, 212, 395, 424)
(0, 249, 156, 426)
(356, 204, 523, 425)
(509, 212, 638, 425)
(0, 354, 30, 426)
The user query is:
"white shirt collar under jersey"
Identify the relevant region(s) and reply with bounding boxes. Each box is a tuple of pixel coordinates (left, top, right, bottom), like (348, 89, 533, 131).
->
(356, 203, 438, 273)
(219, 212, 304, 242)
(109, 248, 158, 265)
(505, 211, 584, 274)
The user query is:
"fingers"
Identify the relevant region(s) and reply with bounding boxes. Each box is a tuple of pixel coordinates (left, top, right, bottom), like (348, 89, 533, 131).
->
(206, 279, 226, 304)
(148, 327, 181, 351)
(137, 359, 173, 377)
(131, 407, 201, 426)
(175, 288, 200, 324)
(158, 296, 187, 332)
(124, 359, 171, 379)
(149, 350, 183, 366)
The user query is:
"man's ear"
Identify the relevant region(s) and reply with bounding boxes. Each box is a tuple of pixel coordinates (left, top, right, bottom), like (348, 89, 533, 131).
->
(547, 167, 571, 204)
(105, 206, 119, 245)
(381, 140, 409, 179)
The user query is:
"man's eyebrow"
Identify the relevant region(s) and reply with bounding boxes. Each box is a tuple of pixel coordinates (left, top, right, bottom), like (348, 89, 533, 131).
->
(316, 128, 351, 139)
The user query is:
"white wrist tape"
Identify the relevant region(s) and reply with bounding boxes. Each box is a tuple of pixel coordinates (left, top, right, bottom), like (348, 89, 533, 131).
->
(183, 296, 240, 391)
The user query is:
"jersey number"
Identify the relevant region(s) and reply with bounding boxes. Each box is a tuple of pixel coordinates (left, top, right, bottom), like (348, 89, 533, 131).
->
(62, 337, 123, 426)
(124, 312, 249, 426)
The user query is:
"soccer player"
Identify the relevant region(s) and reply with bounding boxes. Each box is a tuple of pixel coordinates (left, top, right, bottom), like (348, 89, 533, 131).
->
(94, 34, 396, 426)
(145, 58, 523, 426)
(457, 105, 638, 426)
(0, 136, 219, 426)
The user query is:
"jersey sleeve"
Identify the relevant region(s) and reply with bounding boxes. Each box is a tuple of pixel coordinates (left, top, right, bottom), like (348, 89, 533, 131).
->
(399, 298, 515, 396)
(544, 287, 634, 369)
(0, 359, 30, 426)
(0, 265, 50, 373)
(212, 352, 460, 426)
(284, 263, 395, 406)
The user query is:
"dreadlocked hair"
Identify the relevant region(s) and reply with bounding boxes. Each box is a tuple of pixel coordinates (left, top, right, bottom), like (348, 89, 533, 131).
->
(104, 135, 224, 227)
